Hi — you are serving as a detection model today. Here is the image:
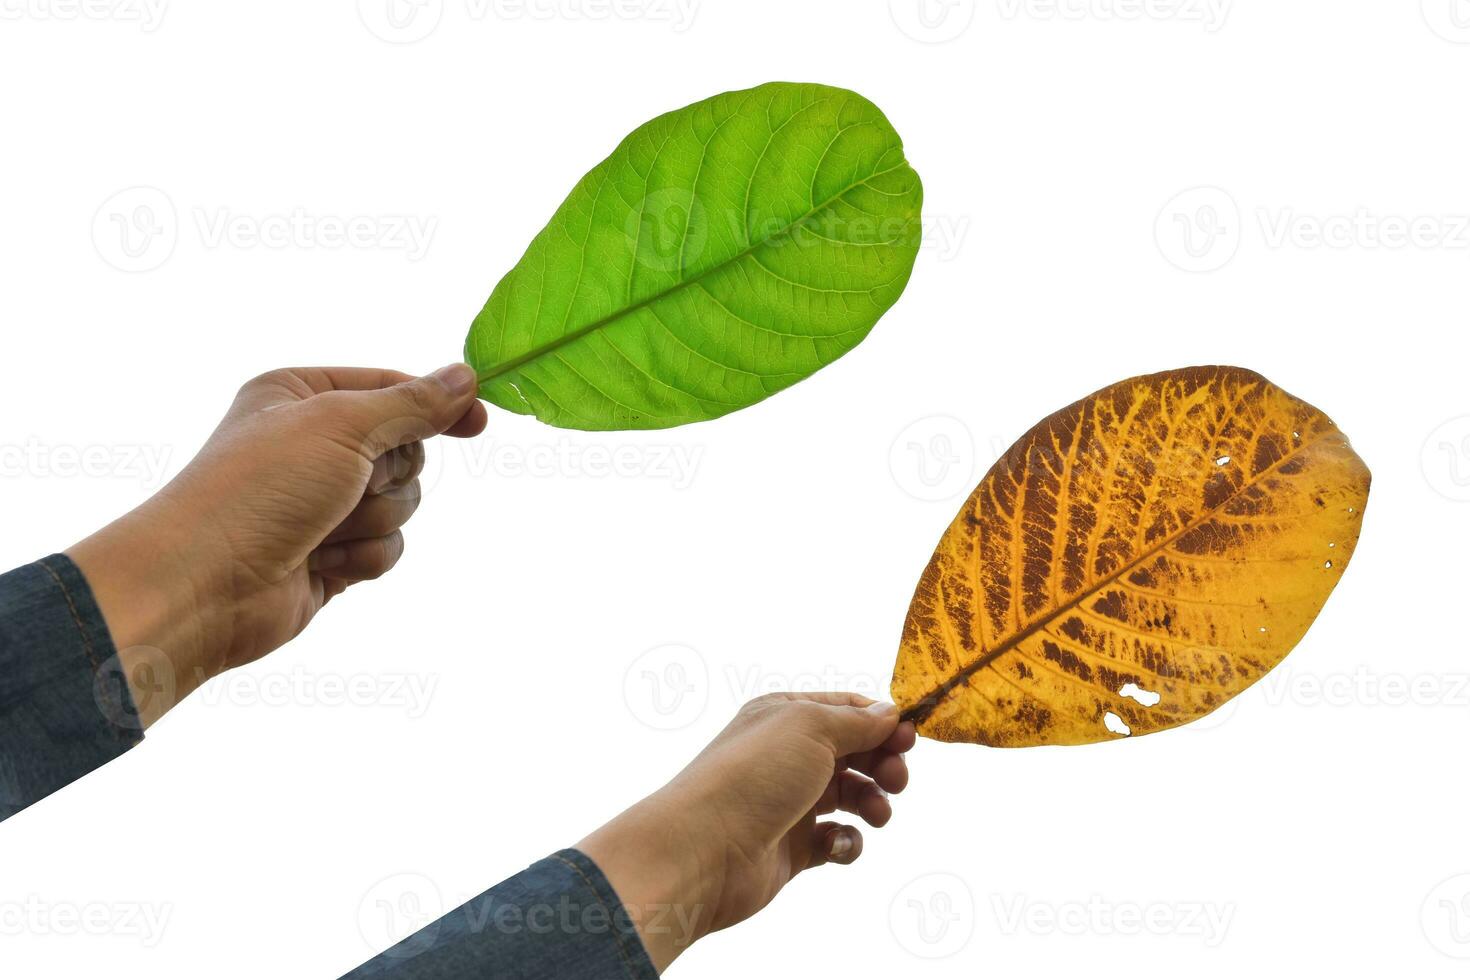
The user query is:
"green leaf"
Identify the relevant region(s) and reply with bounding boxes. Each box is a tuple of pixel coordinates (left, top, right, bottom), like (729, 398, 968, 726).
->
(464, 81, 924, 430)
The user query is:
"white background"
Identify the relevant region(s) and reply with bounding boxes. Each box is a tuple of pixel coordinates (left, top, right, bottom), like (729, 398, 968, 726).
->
(1, 0, 1467, 976)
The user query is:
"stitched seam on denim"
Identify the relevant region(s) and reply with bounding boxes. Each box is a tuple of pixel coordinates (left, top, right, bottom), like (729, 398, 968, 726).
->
(37, 558, 122, 736)
(550, 853, 649, 980)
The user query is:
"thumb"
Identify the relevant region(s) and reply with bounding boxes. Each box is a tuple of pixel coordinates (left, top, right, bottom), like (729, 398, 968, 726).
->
(809, 699, 900, 759)
(339, 363, 480, 457)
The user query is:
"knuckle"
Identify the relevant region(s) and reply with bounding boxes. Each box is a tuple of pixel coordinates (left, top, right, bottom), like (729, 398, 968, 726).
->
(238, 368, 287, 398)
(397, 380, 437, 417)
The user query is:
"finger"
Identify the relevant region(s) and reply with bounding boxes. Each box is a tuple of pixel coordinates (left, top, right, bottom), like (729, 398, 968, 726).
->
(324, 482, 421, 543)
(807, 823, 863, 870)
(367, 442, 425, 495)
(803, 699, 901, 759)
(443, 400, 489, 439)
(315, 575, 351, 607)
(331, 363, 482, 458)
(819, 772, 894, 828)
(309, 531, 405, 582)
(836, 772, 893, 828)
(884, 721, 918, 755)
(288, 367, 418, 395)
(846, 750, 910, 796)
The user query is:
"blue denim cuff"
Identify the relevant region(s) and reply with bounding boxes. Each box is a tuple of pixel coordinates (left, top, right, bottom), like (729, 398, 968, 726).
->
(0, 554, 143, 822)
(343, 848, 661, 979)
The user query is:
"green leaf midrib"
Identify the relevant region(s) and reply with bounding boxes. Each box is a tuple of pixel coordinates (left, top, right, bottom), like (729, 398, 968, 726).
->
(475, 159, 913, 385)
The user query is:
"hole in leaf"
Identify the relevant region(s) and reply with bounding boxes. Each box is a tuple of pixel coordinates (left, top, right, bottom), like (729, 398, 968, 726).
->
(1103, 712, 1132, 736)
(1215, 455, 1231, 466)
(1324, 560, 1334, 569)
(1118, 683, 1161, 707)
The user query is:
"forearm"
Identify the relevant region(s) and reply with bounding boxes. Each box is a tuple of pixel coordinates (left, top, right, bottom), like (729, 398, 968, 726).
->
(341, 850, 660, 980)
(0, 555, 144, 821)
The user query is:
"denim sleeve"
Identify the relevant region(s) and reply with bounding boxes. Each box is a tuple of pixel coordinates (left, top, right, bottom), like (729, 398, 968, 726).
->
(0, 555, 143, 822)
(343, 849, 661, 980)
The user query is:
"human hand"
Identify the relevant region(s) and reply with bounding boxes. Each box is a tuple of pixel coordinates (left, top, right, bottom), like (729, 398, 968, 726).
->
(67, 365, 487, 727)
(578, 693, 916, 971)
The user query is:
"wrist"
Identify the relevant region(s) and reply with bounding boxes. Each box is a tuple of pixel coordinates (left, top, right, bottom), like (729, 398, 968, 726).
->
(66, 494, 226, 727)
(577, 790, 724, 972)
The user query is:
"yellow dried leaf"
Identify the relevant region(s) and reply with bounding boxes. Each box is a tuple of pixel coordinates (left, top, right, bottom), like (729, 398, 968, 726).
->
(892, 366, 1370, 746)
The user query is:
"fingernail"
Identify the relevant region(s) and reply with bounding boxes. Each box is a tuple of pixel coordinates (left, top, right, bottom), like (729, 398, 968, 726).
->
(829, 833, 853, 859)
(866, 701, 898, 717)
(430, 363, 477, 397)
